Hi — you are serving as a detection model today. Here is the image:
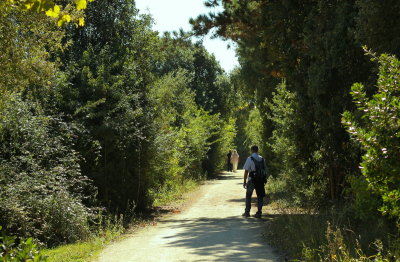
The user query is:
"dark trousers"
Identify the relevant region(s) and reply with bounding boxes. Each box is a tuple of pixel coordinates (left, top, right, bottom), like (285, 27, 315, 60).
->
(245, 180, 263, 213)
(227, 162, 232, 172)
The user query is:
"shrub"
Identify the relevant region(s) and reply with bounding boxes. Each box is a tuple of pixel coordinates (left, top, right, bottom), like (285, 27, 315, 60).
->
(302, 224, 397, 261)
(0, 226, 47, 261)
(266, 81, 328, 208)
(343, 51, 400, 219)
(0, 95, 93, 246)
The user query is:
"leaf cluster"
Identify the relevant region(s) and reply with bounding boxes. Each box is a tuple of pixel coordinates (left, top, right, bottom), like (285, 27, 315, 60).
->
(1, 226, 47, 261)
(5, 0, 94, 26)
(343, 52, 400, 219)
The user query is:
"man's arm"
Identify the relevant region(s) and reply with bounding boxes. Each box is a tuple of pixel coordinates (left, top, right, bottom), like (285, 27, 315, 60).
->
(243, 170, 248, 188)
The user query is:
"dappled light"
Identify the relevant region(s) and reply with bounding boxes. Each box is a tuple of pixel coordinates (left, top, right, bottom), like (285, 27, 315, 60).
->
(1, 0, 399, 261)
(98, 171, 278, 261)
(162, 216, 270, 261)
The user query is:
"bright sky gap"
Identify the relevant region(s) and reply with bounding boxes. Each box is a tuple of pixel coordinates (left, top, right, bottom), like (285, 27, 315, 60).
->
(135, 0, 239, 73)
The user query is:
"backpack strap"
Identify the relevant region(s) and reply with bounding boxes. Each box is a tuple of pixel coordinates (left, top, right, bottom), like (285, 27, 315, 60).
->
(250, 156, 262, 164)
(250, 156, 260, 176)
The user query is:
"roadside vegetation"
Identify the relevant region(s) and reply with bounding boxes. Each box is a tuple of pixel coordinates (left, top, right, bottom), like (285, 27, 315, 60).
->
(0, 0, 240, 260)
(1, 0, 400, 261)
(194, 1, 400, 261)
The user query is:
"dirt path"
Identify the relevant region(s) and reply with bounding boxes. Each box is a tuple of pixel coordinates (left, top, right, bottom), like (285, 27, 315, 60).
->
(97, 170, 279, 262)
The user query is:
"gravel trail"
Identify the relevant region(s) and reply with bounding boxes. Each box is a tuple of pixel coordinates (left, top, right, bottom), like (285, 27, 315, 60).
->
(97, 170, 279, 262)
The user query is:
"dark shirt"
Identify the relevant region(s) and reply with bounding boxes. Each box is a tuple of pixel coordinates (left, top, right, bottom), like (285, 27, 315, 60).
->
(227, 152, 232, 161)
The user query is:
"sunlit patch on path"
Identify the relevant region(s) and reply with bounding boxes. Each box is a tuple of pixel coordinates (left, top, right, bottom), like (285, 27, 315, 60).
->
(98, 170, 278, 262)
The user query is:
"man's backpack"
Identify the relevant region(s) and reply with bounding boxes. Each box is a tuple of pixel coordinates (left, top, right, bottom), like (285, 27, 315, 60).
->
(250, 156, 267, 184)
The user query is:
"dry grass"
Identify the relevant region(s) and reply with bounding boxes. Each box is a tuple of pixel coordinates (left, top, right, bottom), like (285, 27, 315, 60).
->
(263, 204, 399, 261)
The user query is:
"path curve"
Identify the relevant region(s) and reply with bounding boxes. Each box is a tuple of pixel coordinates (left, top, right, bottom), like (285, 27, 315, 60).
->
(97, 170, 279, 262)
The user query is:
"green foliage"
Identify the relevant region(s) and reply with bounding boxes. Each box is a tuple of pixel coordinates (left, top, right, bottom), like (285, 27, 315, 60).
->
(193, 0, 370, 207)
(244, 106, 263, 148)
(265, 205, 399, 261)
(148, 70, 207, 183)
(150, 33, 238, 180)
(150, 179, 198, 208)
(346, 175, 382, 221)
(355, 0, 400, 57)
(148, 69, 232, 192)
(1, 226, 48, 261)
(57, 0, 160, 213)
(156, 34, 228, 115)
(204, 117, 237, 174)
(0, 0, 239, 250)
(0, 2, 63, 107)
(266, 81, 327, 207)
(42, 215, 123, 262)
(5, 0, 94, 26)
(194, 1, 400, 260)
(0, 95, 93, 246)
(343, 52, 400, 219)
(302, 224, 398, 262)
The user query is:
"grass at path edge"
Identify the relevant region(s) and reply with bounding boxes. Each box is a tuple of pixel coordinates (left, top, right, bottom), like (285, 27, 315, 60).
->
(263, 205, 399, 261)
(42, 178, 201, 262)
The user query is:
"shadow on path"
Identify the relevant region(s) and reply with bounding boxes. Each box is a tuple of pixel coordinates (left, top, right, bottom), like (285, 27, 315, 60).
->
(216, 174, 241, 180)
(162, 216, 276, 261)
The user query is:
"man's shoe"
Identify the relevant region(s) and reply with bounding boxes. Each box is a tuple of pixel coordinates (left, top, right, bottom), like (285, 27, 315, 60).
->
(254, 212, 262, 218)
(242, 212, 250, 217)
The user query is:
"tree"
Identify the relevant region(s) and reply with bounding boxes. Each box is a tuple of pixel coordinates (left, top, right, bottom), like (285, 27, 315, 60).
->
(0, 0, 238, 248)
(0, 0, 95, 246)
(355, 0, 400, 57)
(192, 0, 372, 205)
(56, 0, 160, 213)
(0, 2, 63, 108)
(155, 34, 227, 115)
(5, 0, 94, 26)
(343, 52, 400, 219)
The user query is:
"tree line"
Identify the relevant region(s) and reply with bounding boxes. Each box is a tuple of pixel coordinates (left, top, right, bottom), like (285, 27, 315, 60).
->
(191, 1, 400, 251)
(0, 0, 246, 249)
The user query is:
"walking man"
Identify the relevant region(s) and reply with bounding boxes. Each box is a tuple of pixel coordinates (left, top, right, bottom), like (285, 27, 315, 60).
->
(242, 145, 267, 218)
(226, 150, 232, 172)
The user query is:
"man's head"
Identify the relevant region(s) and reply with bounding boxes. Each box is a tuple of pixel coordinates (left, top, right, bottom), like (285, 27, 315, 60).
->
(250, 145, 259, 153)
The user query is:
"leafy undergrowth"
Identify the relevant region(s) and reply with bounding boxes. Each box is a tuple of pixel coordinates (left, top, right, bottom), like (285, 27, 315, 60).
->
(264, 205, 400, 261)
(1, 226, 48, 262)
(150, 178, 200, 207)
(42, 220, 123, 262)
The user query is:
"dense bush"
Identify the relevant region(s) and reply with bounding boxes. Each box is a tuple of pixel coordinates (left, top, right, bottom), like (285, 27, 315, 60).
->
(343, 52, 400, 219)
(265, 81, 327, 207)
(192, 0, 372, 208)
(203, 117, 237, 175)
(0, 95, 93, 246)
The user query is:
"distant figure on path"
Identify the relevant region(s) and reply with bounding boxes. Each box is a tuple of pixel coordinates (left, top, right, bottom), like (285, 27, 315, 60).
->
(230, 150, 239, 172)
(226, 150, 232, 172)
(242, 145, 267, 218)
